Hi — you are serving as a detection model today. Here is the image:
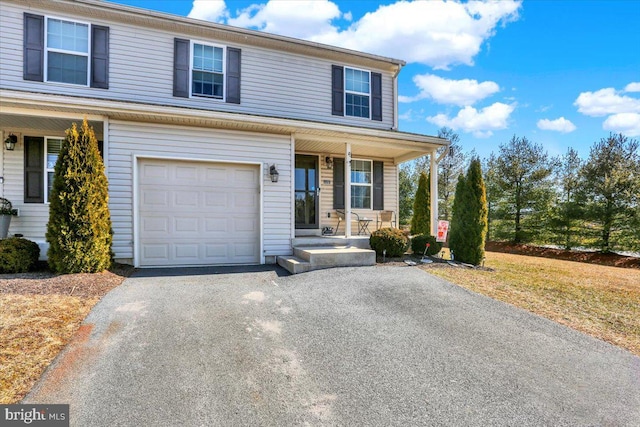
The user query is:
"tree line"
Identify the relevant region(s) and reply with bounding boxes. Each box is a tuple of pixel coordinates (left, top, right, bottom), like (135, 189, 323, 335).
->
(400, 128, 640, 253)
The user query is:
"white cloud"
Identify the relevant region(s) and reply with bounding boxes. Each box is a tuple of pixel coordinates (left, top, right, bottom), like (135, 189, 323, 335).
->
(400, 74, 500, 106)
(574, 87, 640, 117)
(537, 117, 576, 133)
(189, 0, 521, 69)
(228, 0, 342, 40)
(603, 113, 640, 137)
(624, 82, 640, 93)
(427, 102, 515, 138)
(188, 0, 228, 22)
(575, 84, 640, 137)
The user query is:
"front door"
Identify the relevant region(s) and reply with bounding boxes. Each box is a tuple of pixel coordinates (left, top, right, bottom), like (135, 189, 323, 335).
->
(295, 154, 319, 229)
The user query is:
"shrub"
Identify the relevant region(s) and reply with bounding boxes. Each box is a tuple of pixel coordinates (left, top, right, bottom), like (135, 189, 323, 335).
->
(369, 227, 409, 257)
(411, 171, 430, 235)
(46, 119, 113, 273)
(449, 158, 488, 265)
(0, 237, 40, 273)
(410, 234, 442, 256)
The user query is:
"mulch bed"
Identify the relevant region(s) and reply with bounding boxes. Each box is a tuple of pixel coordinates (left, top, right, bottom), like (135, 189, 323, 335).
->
(0, 264, 135, 298)
(486, 241, 640, 269)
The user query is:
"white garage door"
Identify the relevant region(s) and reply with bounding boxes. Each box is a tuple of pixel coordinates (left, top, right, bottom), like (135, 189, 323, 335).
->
(138, 159, 260, 267)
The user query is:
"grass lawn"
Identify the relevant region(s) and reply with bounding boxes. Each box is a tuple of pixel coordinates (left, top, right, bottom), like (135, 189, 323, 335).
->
(0, 269, 129, 404)
(426, 251, 640, 356)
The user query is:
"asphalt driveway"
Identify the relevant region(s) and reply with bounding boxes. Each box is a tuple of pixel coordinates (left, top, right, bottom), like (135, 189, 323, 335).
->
(25, 265, 640, 426)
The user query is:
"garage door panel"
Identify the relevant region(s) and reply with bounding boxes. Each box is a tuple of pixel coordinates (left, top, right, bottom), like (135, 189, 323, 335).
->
(139, 159, 260, 266)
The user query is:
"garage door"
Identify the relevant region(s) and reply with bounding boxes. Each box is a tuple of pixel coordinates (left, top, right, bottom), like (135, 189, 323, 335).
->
(138, 159, 260, 266)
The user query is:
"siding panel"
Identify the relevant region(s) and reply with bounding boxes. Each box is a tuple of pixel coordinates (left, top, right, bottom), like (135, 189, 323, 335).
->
(0, 2, 395, 129)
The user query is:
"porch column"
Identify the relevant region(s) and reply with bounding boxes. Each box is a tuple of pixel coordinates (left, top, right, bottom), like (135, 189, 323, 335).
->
(430, 149, 438, 236)
(345, 143, 352, 237)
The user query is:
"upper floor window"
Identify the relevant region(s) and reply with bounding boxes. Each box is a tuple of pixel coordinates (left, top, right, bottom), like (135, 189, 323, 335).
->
(46, 18, 89, 85)
(173, 38, 241, 104)
(332, 65, 382, 121)
(192, 43, 225, 98)
(24, 13, 110, 89)
(345, 68, 370, 119)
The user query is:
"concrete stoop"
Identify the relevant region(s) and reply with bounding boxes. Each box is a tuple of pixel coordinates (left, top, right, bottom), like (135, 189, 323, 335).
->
(277, 245, 376, 274)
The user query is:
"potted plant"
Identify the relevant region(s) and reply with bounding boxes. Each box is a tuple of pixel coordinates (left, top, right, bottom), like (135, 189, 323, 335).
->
(0, 197, 18, 239)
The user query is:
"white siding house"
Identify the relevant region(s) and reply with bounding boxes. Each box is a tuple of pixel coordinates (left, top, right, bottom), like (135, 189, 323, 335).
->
(0, 0, 447, 268)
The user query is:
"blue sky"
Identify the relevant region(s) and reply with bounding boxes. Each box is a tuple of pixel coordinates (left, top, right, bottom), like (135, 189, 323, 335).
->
(107, 0, 640, 160)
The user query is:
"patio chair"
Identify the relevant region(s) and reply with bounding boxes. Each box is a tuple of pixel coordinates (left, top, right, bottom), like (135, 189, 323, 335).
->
(376, 210, 397, 229)
(335, 209, 373, 235)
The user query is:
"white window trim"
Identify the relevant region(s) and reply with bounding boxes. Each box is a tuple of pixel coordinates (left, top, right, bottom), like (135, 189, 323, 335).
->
(189, 40, 226, 101)
(350, 158, 372, 210)
(44, 136, 64, 204)
(44, 15, 91, 87)
(344, 66, 371, 120)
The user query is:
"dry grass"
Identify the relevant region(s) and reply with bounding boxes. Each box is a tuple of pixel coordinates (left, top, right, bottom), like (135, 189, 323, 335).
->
(0, 268, 130, 404)
(426, 251, 640, 356)
(0, 295, 97, 403)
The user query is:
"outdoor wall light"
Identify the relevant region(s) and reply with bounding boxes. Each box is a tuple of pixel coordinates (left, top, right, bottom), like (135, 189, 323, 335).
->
(269, 164, 279, 183)
(325, 156, 333, 169)
(4, 133, 17, 151)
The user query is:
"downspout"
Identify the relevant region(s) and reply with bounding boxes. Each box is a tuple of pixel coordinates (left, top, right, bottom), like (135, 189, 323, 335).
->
(392, 65, 402, 131)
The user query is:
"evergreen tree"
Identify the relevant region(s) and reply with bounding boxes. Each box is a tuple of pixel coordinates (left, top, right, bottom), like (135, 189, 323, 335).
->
(46, 119, 113, 273)
(488, 135, 555, 243)
(578, 133, 640, 252)
(449, 159, 488, 265)
(448, 173, 467, 260)
(548, 148, 583, 250)
(411, 171, 431, 235)
(436, 127, 466, 221)
(399, 163, 416, 225)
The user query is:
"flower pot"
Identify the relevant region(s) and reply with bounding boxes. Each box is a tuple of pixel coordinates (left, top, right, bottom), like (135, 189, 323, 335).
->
(0, 214, 12, 239)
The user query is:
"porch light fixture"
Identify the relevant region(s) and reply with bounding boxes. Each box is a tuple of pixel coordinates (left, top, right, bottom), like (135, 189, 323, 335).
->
(325, 156, 333, 170)
(4, 133, 17, 151)
(269, 164, 279, 183)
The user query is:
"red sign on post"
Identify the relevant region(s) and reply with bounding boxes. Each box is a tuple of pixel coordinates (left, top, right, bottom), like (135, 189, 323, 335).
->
(436, 220, 449, 243)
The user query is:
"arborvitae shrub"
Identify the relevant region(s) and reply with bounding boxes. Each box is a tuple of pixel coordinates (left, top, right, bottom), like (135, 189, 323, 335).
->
(46, 119, 113, 273)
(449, 159, 488, 265)
(411, 171, 430, 235)
(410, 234, 442, 256)
(369, 228, 409, 257)
(0, 237, 40, 273)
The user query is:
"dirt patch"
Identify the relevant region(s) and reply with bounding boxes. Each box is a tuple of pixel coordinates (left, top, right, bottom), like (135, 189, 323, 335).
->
(485, 242, 640, 269)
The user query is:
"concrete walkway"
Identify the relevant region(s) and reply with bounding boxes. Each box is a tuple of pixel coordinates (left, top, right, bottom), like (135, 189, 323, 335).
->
(25, 265, 640, 426)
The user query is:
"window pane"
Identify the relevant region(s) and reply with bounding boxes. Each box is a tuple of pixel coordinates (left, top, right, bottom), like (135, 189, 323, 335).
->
(345, 68, 370, 95)
(193, 44, 223, 73)
(192, 71, 223, 97)
(47, 172, 54, 200)
(346, 93, 370, 118)
(47, 139, 63, 169)
(47, 19, 88, 53)
(351, 186, 371, 209)
(351, 160, 371, 184)
(48, 52, 87, 85)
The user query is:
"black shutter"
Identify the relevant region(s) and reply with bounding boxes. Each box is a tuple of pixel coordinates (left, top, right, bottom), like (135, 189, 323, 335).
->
(23, 13, 44, 82)
(371, 72, 382, 121)
(226, 47, 241, 104)
(24, 137, 44, 203)
(332, 65, 344, 116)
(373, 161, 384, 210)
(91, 25, 109, 89)
(173, 38, 190, 98)
(333, 158, 345, 209)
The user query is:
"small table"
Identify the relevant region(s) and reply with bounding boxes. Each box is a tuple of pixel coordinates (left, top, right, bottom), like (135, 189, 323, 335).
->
(357, 218, 372, 235)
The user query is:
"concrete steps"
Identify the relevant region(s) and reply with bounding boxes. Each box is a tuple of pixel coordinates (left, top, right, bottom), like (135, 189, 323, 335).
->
(277, 245, 376, 274)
